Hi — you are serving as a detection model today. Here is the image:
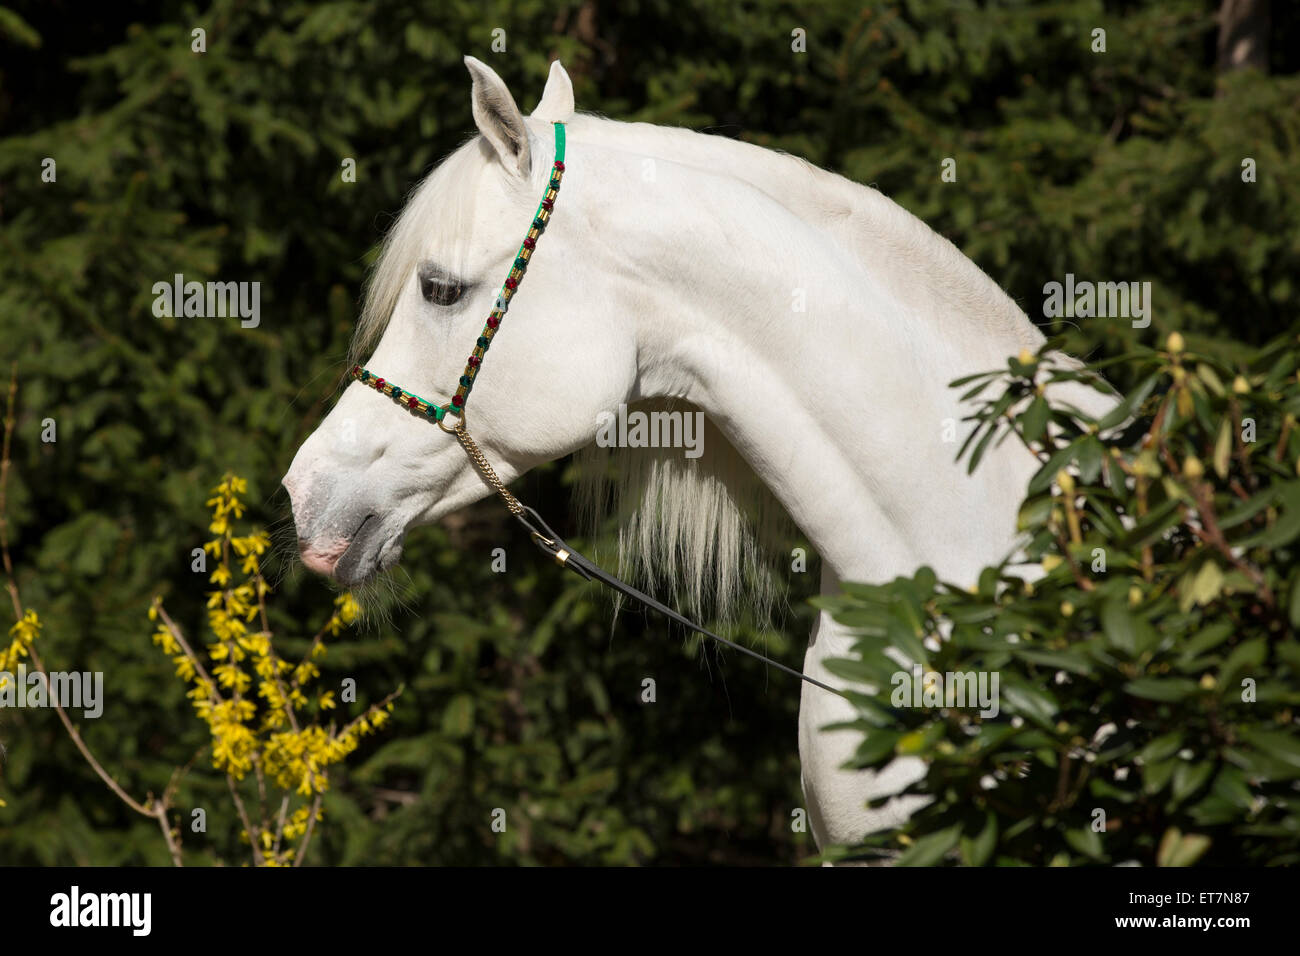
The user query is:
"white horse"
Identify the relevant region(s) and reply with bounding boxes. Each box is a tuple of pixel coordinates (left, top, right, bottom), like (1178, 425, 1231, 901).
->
(284, 57, 1114, 851)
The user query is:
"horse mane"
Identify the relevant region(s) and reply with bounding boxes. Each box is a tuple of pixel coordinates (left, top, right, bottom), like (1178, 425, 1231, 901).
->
(350, 134, 489, 366)
(572, 402, 794, 631)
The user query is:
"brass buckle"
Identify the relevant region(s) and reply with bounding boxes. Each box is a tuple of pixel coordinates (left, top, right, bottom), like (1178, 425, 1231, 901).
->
(528, 530, 569, 566)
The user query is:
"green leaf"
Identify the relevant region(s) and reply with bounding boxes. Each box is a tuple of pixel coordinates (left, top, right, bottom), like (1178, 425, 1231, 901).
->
(1001, 681, 1059, 728)
(949, 370, 998, 388)
(960, 377, 997, 402)
(1013, 648, 1093, 675)
(1075, 436, 1104, 484)
(886, 615, 928, 667)
(1219, 485, 1278, 530)
(441, 694, 475, 738)
(1239, 728, 1300, 772)
(1124, 678, 1200, 701)
(895, 724, 945, 756)
(828, 607, 890, 634)
(1291, 571, 1300, 629)
(1017, 494, 1053, 531)
(1196, 363, 1225, 396)
(1157, 828, 1212, 867)
(1064, 826, 1106, 860)
(967, 421, 1000, 474)
(1018, 396, 1050, 443)
(824, 654, 894, 688)
(1218, 638, 1267, 689)
(1096, 372, 1158, 430)
(0, 8, 41, 47)
(842, 692, 895, 728)
(895, 824, 962, 867)
(1211, 767, 1255, 809)
(1136, 732, 1183, 764)
(1245, 483, 1300, 548)
(1171, 761, 1215, 805)
(1180, 560, 1225, 613)
(1120, 496, 1183, 551)
(1143, 758, 1178, 794)
(1176, 622, 1235, 666)
(853, 729, 903, 765)
(959, 812, 997, 867)
(1101, 598, 1138, 656)
(1027, 439, 1083, 495)
(1213, 416, 1232, 478)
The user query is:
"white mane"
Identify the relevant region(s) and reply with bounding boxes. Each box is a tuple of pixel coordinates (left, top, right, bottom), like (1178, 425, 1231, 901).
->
(573, 406, 794, 630)
(351, 135, 489, 363)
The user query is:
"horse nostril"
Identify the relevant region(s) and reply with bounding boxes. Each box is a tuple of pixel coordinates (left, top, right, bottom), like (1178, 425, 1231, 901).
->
(298, 537, 350, 577)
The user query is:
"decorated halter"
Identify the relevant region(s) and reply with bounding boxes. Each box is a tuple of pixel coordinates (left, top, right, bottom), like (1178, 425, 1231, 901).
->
(349, 121, 567, 433)
(339, 118, 842, 698)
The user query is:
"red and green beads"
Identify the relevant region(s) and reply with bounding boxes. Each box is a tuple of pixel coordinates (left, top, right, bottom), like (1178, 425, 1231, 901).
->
(351, 364, 445, 421)
(448, 142, 565, 412)
(350, 122, 567, 423)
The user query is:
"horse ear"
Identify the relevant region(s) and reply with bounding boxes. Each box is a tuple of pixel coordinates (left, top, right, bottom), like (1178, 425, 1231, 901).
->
(464, 55, 530, 176)
(532, 61, 574, 122)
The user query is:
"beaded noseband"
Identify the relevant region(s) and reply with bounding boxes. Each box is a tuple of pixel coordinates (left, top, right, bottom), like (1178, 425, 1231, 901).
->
(350, 122, 567, 432)
(343, 120, 841, 698)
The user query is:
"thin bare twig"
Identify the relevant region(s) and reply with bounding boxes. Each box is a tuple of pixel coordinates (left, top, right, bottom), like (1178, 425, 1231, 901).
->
(1, 370, 166, 824)
(1, 363, 21, 621)
(294, 794, 323, 867)
(227, 773, 265, 866)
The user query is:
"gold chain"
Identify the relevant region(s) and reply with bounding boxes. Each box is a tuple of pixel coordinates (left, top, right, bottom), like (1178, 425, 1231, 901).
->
(454, 424, 523, 516)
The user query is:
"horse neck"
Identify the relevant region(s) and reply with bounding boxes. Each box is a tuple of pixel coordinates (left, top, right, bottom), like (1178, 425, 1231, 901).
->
(570, 115, 1046, 361)
(580, 125, 1044, 590)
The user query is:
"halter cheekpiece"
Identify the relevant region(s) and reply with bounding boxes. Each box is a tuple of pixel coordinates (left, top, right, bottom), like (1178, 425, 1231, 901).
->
(350, 121, 567, 427)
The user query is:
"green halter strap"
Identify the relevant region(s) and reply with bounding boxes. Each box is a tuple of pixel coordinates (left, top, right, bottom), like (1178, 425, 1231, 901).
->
(349, 121, 567, 426)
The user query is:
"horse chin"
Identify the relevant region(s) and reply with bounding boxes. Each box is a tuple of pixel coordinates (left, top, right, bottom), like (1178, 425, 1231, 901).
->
(332, 523, 405, 587)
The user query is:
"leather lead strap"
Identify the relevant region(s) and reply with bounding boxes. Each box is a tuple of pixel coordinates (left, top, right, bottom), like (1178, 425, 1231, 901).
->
(513, 505, 847, 699)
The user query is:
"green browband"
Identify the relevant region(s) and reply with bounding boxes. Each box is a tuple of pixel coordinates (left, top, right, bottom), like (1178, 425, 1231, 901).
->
(351, 121, 567, 423)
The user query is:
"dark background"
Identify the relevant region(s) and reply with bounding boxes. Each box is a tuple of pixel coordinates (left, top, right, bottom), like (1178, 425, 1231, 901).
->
(0, 0, 1295, 864)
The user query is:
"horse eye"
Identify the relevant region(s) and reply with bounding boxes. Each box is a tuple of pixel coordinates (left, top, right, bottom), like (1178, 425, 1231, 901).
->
(420, 275, 463, 306)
